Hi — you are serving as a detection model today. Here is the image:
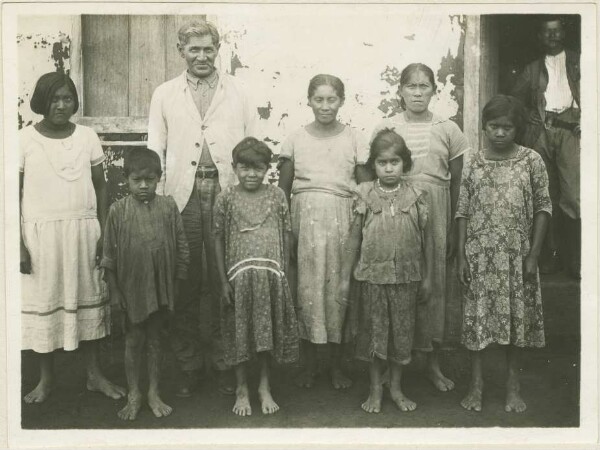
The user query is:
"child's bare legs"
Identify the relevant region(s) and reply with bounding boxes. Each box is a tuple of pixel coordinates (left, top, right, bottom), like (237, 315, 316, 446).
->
(295, 340, 317, 388)
(461, 350, 483, 412)
(330, 343, 352, 389)
(505, 345, 526, 413)
(233, 362, 252, 416)
(147, 313, 172, 418)
(118, 324, 144, 420)
(258, 353, 279, 414)
(390, 360, 416, 412)
(84, 340, 126, 399)
(426, 346, 455, 392)
(24, 352, 53, 403)
(361, 357, 383, 413)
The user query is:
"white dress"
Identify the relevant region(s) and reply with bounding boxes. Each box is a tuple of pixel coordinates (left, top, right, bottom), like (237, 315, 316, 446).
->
(20, 124, 110, 353)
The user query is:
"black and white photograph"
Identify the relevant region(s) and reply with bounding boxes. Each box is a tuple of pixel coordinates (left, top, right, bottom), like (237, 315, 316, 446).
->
(1, 1, 598, 448)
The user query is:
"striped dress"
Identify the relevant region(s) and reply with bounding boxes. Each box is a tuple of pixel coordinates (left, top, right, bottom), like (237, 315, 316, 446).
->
(212, 184, 299, 366)
(372, 112, 470, 348)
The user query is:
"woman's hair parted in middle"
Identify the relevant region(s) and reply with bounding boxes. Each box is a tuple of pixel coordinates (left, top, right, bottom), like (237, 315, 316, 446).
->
(398, 63, 437, 110)
(307, 74, 346, 100)
(482, 94, 527, 136)
(232, 137, 273, 167)
(368, 128, 413, 173)
(124, 148, 163, 178)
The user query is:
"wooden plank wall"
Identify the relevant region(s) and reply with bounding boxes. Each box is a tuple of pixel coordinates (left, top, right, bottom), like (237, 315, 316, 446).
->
(81, 15, 206, 117)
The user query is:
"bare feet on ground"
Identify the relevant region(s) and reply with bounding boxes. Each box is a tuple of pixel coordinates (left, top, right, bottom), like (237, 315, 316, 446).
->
(461, 381, 483, 412)
(427, 367, 455, 392)
(24, 379, 52, 404)
(148, 391, 173, 418)
(390, 386, 417, 412)
(505, 379, 527, 413)
(87, 373, 126, 399)
(258, 385, 279, 415)
(331, 368, 352, 389)
(233, 385, 252, 416)
(361, 384, 383, 413)
(117, 392, 143, 421)
(294, 370, 317, 388)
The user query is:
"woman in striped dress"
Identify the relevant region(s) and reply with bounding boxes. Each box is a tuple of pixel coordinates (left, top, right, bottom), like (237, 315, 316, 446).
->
(372, 63, 470, 392)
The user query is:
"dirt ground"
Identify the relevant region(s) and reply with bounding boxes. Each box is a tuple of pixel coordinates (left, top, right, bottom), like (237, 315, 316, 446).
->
(21, 272, 580, 429)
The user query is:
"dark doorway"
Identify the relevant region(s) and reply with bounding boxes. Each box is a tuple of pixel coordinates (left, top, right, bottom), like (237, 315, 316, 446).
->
(493, 14, 581, 95)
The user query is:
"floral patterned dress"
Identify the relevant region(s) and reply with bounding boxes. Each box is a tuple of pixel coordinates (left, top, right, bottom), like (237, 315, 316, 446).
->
(455, 146, 551, 351)
(213, 184, 299, 366)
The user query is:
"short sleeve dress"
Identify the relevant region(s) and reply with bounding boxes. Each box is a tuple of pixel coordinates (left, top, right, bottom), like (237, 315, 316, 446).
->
(213, 184, 299, 366)
(20, 124, 110, 353)
(352, 181, 428, 365)
(455, 146, 551, 351)
(100, 195, 190, 324)
(278, 126, 369, 344)
(372, 113, 470, 349)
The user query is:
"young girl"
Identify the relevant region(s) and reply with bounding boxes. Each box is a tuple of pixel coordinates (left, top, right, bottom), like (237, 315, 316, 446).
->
(214, 137, 299, 416)
(456, 95, 550, 413)
(341, 129, 433, 413)
(278, 74, 371, 389)
(20, 72, 124, 403)
(101, 148, 190, 420)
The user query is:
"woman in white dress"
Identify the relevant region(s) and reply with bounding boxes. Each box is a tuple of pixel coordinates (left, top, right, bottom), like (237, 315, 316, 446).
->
(20, 72, 125, 403)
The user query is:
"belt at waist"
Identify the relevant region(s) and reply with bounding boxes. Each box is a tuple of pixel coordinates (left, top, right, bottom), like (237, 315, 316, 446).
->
(195, 166, 219, 179)
(544, 111, 579, 132)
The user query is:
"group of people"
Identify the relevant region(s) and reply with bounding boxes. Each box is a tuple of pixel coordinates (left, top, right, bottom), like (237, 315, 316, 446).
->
(20, 16, 579, 421)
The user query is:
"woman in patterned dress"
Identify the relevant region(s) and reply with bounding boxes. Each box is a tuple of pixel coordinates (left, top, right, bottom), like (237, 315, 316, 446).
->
(456, 95, 550, 413)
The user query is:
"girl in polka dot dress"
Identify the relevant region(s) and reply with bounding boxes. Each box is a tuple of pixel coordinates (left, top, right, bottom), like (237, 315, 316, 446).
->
(214, 137, 299, 416)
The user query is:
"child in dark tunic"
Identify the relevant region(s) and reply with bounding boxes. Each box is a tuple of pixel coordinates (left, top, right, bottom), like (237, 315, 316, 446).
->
(341, 129, 433, 413)
(101, 148, 189, 421)
(214, 137, 299, 416)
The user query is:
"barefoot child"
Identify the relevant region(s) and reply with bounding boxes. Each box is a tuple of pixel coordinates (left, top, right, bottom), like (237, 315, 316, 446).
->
(214, 137, 299, 416)
(20, 72, 124, 403)
(101, 148, 190, 420)
(341, 129, 433, 413)
(278, 74, 372, 389)
(456, 95, 550, 413)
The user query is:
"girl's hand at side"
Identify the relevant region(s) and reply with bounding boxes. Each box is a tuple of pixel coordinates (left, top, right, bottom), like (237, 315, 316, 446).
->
(523, 253, 538, 281)
(420, 276, 432, 304)
(95, 236, 103, 268)
(457, 254, 471, 286)
(111, 289, 127, 334)
(20, 243, 32, 274)
(339, 279, 351, 306)
(221, 282, 234, 308)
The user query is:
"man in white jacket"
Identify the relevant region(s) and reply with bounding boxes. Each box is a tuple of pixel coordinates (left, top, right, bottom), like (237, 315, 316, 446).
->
(147, 20, 259, 397)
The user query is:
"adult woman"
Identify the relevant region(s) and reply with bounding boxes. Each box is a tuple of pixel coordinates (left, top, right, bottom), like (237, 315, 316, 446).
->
(20, 72, 124, 403)
(372, 63, 470, 391)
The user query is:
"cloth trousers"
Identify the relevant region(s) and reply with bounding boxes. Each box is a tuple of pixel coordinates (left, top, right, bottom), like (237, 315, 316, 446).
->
(169, 176, 227, 373)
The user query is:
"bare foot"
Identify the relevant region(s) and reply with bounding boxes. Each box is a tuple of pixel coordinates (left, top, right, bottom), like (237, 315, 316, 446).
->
(24, 379, 52, 404)
(390, 386, 417, 412)
(427, 367, 455, 392)
(117, 392, 143, 421)
(361, 384, 383, 413)
(461, 381, 483, 412)
(233, 385, 252, 416)
(294, 370, 316, 388)
(258, 385, 279, 415)
(148, 391, 173, 418)
(505, 379, 527, 413)
(331, 368, 352, 390)
(87, 373, 126, 400)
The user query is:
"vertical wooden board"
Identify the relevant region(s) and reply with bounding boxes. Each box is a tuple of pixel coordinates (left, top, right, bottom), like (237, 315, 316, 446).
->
(129, 15, 166, 116)
(69, 16, 84, 116)
(463, 15, 482, 156)
(82, 15, 129, 116)
(164, 15, 206, 81)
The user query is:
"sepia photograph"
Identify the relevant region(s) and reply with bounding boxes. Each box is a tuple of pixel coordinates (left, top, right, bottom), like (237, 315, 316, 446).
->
(1, 1, 598, 448)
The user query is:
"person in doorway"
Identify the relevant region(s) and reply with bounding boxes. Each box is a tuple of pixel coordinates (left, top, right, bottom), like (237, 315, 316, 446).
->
(511, 15, 580, 278)
(20, 72, 125, 404)
(371, 63, 470, 393)
(147, 20, 260, 397)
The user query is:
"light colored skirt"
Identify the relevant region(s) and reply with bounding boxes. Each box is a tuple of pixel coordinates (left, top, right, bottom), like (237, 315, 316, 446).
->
(21, 218, 110, 353)
(291, 191, 353, 344)
(412, 179, 462, 350)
